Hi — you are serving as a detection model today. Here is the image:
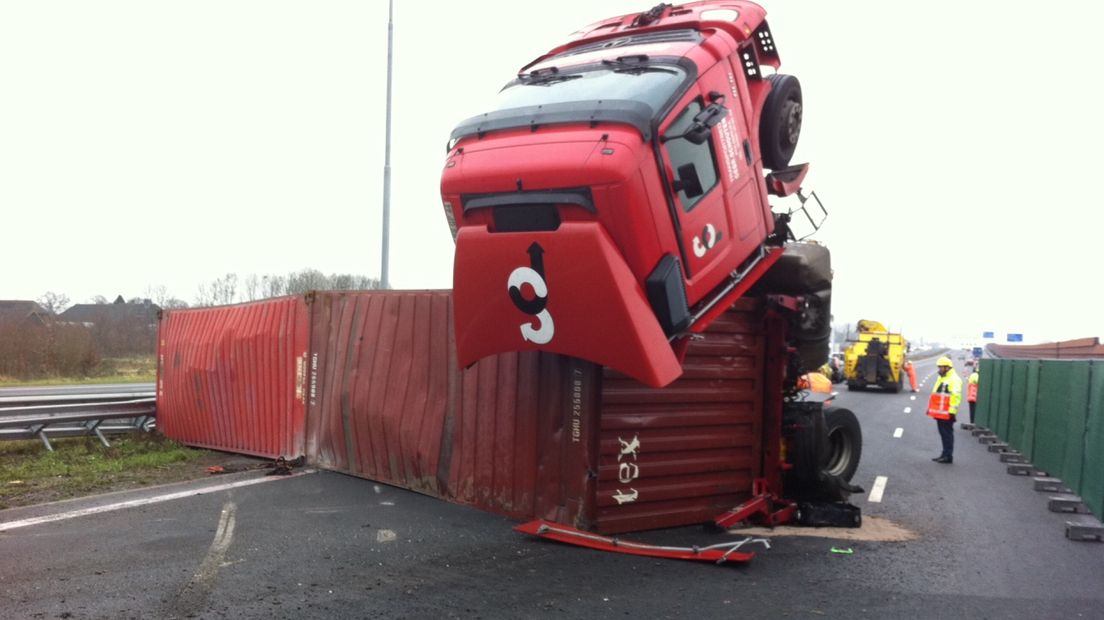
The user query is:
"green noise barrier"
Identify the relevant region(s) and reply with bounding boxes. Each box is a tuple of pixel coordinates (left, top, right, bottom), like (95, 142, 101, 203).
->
(977, 359, 1101, 518)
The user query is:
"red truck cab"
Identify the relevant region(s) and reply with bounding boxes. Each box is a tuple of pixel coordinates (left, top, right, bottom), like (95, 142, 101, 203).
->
(441, 1, 809, 387)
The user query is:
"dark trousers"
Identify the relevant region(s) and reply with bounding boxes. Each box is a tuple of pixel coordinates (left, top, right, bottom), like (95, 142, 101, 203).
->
(968, 401, 976, 424)
(937, 418, 955, 458)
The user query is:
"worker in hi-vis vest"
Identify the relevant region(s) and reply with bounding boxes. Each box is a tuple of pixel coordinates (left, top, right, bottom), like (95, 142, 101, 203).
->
(967, 367, 980, 425)
(927, 356, 963, 463)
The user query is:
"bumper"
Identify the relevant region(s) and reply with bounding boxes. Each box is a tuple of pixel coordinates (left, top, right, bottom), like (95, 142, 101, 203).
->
(453, 222, 682, 388)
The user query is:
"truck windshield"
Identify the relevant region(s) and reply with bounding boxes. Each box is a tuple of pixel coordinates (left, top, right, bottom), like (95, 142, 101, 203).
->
(493, 64, 687, 119)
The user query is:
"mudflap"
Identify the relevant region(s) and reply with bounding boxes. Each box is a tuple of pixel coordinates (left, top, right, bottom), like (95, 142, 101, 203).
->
(453, 223, 682, 388)
(795, 502, 862, 528)
(514, 519, 767, 565)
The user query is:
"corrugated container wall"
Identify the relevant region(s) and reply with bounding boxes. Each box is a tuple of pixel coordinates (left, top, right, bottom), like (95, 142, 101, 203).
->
(158, 296, 310, 459)
(158, 291, 778, 534)
(594, 298, 770, 533)
(305, 291, 596, 526)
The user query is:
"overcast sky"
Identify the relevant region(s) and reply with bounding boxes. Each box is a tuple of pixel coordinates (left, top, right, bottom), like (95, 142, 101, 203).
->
(2, 1, 1101, 345)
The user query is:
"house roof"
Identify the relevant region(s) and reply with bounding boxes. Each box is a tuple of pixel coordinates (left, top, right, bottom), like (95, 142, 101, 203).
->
(59, 300, 161, 324)
(0, 300, 52, 327)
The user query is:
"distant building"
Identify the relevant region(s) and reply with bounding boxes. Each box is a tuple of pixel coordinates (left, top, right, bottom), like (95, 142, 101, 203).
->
(59, 297, 160, 355)
(59, 297, 160, 327)
(0, 300, 53, 328)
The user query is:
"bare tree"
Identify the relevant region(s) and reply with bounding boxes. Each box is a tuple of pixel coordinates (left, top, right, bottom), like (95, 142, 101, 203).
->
(262, 275, 287, 298)
(90, 295, 108, 305)
(286, 269, 328, 294)
(38, 291, 71, 314)
(243, 274, 260, 301)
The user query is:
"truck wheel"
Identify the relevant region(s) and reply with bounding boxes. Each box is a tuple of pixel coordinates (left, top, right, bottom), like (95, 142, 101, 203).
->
(823, 407, 862, 482)
(760, 74, 803, 170)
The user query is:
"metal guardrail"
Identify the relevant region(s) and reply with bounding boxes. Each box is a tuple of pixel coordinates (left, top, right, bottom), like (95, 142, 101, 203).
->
(0, 394, 156, 451)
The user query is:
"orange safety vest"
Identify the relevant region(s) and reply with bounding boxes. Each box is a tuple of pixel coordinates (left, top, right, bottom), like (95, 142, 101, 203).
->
(967, 383, 978, 403)
(927, 393, 953, 420)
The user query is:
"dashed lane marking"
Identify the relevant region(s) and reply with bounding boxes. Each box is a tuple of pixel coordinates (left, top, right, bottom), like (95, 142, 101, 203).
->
(903, 407, 912, 414)
(893, 428, 904, 438)
(868, 476, 889, 503)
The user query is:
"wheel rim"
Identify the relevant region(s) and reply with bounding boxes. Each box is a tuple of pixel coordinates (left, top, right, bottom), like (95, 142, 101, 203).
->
(782, 100, 803, 146)
(824, 426, 853, 478)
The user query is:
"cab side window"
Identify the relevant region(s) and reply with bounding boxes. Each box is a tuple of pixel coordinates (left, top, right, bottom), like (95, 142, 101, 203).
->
(664, 99, 719, 212)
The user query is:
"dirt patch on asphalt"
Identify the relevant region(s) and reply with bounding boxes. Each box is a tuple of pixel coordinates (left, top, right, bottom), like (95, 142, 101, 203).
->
(730, 516, 918, 542)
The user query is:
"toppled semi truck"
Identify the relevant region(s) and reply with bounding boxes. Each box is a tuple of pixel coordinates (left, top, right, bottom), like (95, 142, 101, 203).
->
(844, 320, 908, 392)
(153, 2, 863, 544)
(442, 1, 861, 520)
(442, 0, 829, 387)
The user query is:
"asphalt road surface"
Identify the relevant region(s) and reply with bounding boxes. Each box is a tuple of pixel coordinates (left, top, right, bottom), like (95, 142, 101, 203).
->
(2, 359, 1102, 619)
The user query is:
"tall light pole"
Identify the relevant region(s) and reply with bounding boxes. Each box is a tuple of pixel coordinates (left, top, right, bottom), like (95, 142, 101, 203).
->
(380, 0, 393, 289)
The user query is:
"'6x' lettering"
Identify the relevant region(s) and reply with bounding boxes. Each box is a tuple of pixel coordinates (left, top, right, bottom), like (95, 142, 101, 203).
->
(507, 243, 554, 344)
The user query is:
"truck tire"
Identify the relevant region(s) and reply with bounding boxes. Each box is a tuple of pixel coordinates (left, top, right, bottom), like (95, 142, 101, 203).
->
(760, 74, 803, 170)
(822, 407, 862, 482)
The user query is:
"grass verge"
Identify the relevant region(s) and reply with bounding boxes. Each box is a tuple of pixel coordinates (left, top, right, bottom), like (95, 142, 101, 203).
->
(0, 356, 157, 387)
(0, 433, 257, 510)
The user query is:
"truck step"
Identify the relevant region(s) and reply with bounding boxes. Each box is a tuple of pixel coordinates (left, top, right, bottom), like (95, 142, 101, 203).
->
(1033, 477, 1071, 493)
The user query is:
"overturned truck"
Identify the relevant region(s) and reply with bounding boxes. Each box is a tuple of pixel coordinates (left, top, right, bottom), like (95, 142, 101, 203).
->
(441, 1, 861, 521)
(157, 0, 862, 536)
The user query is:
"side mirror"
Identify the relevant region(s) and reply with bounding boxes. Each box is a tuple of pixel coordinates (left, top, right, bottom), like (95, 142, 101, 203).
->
(662, 102, 728, 144)
(672, 163, 704, 198)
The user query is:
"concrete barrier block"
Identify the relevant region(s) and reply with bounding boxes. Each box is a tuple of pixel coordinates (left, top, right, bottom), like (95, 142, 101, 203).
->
(1033, 477, 1071, 493)
(987, 442, 1010, 453)
(1066, 519, 1104, 542)
(1007, 464, 1034, 476)
(1048, 495, 1089, 514)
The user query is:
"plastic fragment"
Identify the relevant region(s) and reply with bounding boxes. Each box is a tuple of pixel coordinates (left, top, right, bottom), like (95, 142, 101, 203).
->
(829, 547, 853, 555)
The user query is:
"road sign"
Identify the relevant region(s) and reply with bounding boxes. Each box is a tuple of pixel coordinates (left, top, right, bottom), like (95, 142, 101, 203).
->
(1007, 333, 1023, 342)
(983, 331, 995, 339)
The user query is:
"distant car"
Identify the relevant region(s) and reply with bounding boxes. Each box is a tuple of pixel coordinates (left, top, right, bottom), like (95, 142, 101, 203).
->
(965, 359, 975, 368)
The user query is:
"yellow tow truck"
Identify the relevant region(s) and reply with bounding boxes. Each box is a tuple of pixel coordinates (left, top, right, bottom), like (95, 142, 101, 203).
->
(843, 320, 907, 392)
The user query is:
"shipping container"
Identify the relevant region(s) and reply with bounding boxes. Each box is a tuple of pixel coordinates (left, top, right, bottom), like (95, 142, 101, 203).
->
(157, 296, 310, 459)
(158, 291, 784, 533)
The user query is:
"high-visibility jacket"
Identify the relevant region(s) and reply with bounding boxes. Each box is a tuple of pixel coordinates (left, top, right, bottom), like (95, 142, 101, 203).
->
(927, 372, 963, 420)
(967, 371, 979, 403)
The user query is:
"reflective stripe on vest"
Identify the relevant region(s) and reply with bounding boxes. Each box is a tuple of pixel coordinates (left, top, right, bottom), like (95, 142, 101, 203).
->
(927, 393, 953, 420)
(967, 383, 978, 402)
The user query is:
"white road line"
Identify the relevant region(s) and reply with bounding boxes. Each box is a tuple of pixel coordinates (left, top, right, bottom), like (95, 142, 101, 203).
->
(903, 407, 912, 414)
(910, 395, 916, 401)
(868, 476, 889, 503)
(893, 428, 904, 438)
(169, 502, 238, 613)
(0, 471, 313, 532)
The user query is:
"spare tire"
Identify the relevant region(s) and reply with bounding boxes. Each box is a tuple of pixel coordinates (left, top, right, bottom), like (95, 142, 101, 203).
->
(760, 74, 803, 170)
